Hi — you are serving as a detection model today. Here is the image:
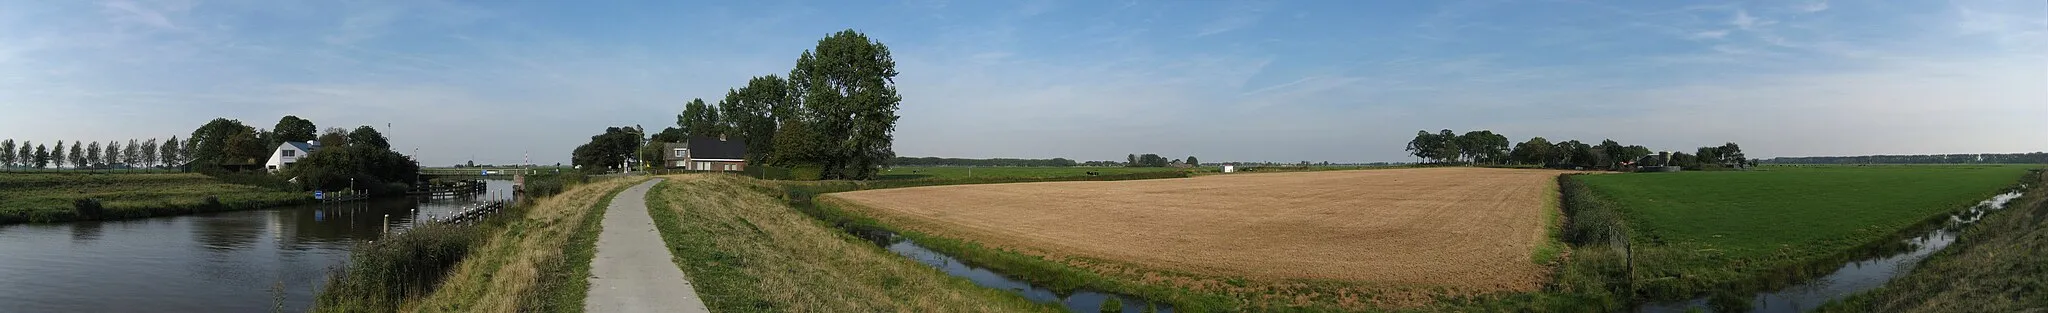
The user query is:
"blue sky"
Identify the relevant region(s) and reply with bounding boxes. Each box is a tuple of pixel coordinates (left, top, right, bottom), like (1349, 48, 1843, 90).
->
(1, 0, 2042, 165)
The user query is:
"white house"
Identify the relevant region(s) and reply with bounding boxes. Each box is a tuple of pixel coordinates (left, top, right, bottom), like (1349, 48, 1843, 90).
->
(266, 141, 320, 172)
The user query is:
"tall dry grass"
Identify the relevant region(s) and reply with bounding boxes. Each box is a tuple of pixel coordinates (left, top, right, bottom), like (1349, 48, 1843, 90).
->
(644, 174, 1058, 312)
(396, 176, 646, 313)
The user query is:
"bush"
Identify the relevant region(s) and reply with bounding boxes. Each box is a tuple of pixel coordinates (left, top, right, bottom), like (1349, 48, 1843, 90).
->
(72, 198, 105, 219)
(1101, 297, 1124, 313)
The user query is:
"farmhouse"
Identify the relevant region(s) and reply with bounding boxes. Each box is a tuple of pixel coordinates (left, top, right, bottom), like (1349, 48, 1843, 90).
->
(661, 135, 747, 171)
(265, 141, 319, 172)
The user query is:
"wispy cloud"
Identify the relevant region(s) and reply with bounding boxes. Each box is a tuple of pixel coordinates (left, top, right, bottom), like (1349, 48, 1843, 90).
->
(1194, 0, 1271, 37)
(1795, 1, 1829, 13)
(99, 0, 179, 30)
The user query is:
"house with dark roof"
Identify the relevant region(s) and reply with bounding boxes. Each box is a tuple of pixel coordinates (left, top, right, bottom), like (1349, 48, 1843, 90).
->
(662, 135, 748, 171)
(265, 141, 321, 172)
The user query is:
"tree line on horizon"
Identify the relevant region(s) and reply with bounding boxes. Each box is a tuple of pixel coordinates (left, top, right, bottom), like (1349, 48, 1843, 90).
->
(1760, 152, 2048, 164)
(2, 115, 419, 191)
(0, 137, 189, 170)
(577, 29, 903, 180)
(1124, 154, 1199, 167)
(1406, 129, 1749, 170)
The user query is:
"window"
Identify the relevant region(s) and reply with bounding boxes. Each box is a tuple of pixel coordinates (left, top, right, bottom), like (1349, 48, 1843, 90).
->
(673, 149, 686, 157)
(674, 160, 686, 167)
(282, 150, 295, 157)
(724, 164, 736, 171)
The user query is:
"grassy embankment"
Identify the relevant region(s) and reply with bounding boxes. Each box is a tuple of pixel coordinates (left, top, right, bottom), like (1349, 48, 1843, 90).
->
(0, 172, 310, 224)
(644, 174, 1063, 312)
(1573, 165, 2039, 301)
(313, 174, 644, 313)
(1816, 169, 2048, 312)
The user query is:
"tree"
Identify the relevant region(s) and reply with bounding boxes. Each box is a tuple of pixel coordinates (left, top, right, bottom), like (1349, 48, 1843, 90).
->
(649, 127, 687, 143)
(1717, 142, 1745, 165)
(161, 136, 181, 167)
(724, 75, 791, 165)
(1127, 154, 1138, 166)
(66, 141, 81, 169)
(51, 141, 66, 169)
(767, 117, 826, 168)
(284, 144, 421, 192)
(190, 118, 257, 166)
(1510, 137, 1555, 165)
(15, 142, 31, 169)
(348, 126, 390, 150)
(181, 137, 198, 166)
(104, 141, 121, 166)
(317, 127, 350, 147)
(679, 98, 722, 138)
(1186, 156, 1200, 166)
(570, 126, 643, 173)
(790, 29, 902, 180)
(140, 138, 159, 168)
(85, 142, 102, 168)
(272, 116, 318, 143)
(0, 139, 13, 168)
(124, 139, 141, 167)
(1695, 146, 1722, 167)
(34, 144, 50, 168)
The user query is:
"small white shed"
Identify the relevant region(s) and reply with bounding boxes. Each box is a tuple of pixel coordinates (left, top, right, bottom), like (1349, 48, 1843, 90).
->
(1221, 165, 1236, 173)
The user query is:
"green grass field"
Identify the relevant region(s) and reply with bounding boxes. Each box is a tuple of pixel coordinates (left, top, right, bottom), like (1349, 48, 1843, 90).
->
(1575, 164, 2039, 298)
(877, 166, 1188, 180)
(0, 172, 310, 224)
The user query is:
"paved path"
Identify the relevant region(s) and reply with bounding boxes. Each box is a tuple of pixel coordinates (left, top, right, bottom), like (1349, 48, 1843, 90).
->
(586, 178, 709, 313)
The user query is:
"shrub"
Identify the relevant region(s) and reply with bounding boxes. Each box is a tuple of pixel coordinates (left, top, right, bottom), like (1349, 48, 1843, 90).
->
(789, 165, 825, 181)
(72, 198, 104, 219)
(1101, 297, 1124, 313)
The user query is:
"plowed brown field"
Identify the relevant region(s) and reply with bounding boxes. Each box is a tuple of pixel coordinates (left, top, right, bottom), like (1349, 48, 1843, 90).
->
(825, 167, 1563, 292)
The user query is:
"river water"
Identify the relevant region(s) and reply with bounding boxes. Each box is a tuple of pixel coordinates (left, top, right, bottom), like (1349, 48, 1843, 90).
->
(1636, 189, 2027, 313)
(848, 228, 1176, 313)
(0, 180, 515, 313)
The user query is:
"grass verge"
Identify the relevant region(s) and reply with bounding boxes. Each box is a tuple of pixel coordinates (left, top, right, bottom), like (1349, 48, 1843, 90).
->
(0, 172, 312, 224)
(645, 174, 1061, 312)
(1574, 165, 2038, 300)
(312, 176, 643, 313)
(1815, 169, 2048, 312)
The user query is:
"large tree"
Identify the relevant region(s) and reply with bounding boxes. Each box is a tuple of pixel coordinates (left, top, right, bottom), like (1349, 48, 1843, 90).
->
(348, 126, 390, 150)
(1510, 137, 1555, 165)
(272, 116, 318, 143)
(679, 98, 722, 139)
(1717, 142, 1745, 165)
(1186, 156, 1200, 166)
(317, 127, 351, 147)
(571, 126, 643, 172)
(190, 118, 258, 166)
(789, 29, 902, 180)
(723, 75, 792, 165)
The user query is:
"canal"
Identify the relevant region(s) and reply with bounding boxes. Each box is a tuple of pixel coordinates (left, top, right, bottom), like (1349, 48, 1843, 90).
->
(0, 180, 516, 313)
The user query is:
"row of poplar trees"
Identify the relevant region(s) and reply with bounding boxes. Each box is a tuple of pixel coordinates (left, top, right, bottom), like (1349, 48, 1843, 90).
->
(0, 138, 189, 170)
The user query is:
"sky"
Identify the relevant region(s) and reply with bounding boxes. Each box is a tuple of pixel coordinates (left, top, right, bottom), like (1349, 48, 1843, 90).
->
(0, 0, 2042, 165)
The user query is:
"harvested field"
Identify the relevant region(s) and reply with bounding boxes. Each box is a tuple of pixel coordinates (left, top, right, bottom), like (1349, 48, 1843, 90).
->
(826, 167, 1564, 292)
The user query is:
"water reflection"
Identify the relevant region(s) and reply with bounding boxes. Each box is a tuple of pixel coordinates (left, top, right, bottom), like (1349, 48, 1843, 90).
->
(853, 227, 1176, 313)
(0, 180, 516, 313)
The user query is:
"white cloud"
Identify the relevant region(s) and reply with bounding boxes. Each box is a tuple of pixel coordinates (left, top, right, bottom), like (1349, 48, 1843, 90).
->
(1689, 30, 1729, 40)
(1795, 1, 1829, 13)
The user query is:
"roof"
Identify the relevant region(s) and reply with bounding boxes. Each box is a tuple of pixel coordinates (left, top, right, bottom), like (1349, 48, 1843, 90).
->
(685, 135, 747, 160)
(283, 141, 320, 152)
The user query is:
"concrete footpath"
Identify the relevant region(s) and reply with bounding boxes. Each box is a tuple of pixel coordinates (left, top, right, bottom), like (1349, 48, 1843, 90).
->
(585, 178, 710, 313)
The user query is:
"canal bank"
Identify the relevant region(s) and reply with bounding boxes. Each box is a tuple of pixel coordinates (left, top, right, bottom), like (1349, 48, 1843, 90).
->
(0, 180, 517, 312)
